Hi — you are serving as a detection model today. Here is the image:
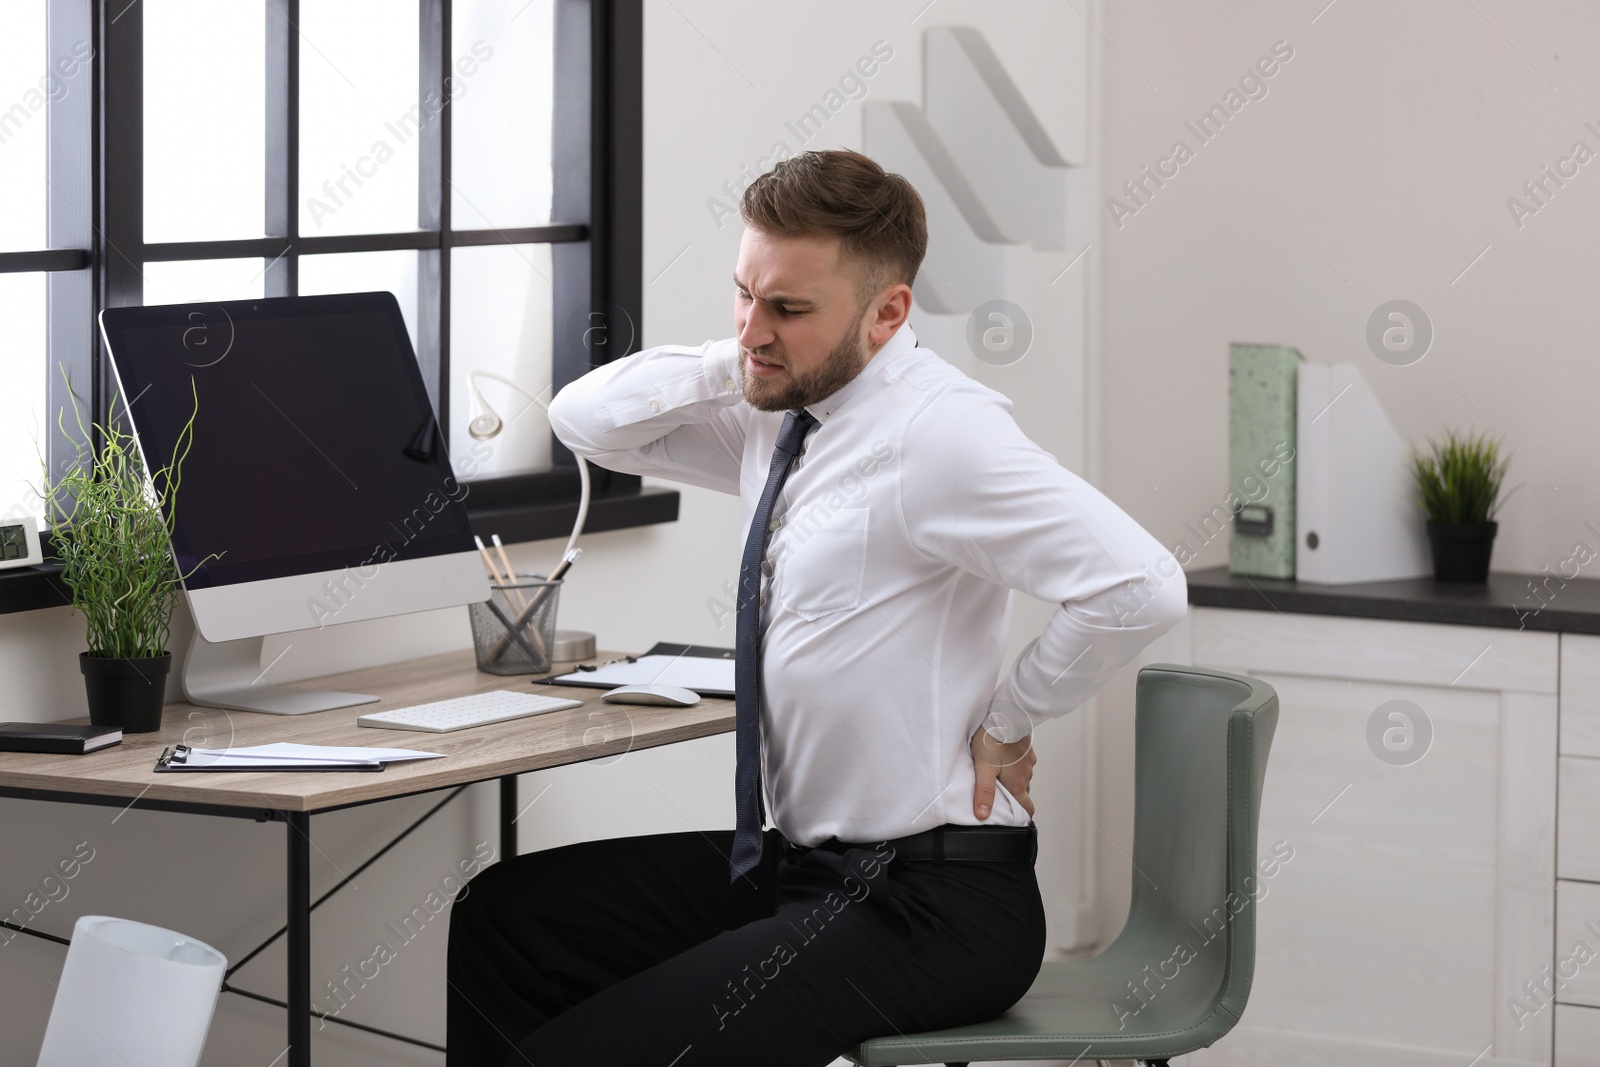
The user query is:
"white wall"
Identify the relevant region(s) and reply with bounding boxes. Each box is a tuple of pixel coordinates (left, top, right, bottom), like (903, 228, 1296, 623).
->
(0, 2, 1100, 1063)
(1093, 0, 1600, 946)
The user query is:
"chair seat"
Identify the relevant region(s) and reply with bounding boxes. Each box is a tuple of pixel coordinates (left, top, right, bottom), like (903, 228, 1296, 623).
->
(848, 949, 1239, 1065)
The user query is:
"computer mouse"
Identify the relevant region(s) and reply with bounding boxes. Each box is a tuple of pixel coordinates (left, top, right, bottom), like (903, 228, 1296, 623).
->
(600, 683, 701, 707)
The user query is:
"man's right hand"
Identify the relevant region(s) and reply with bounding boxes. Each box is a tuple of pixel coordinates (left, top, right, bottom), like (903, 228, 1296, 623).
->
(970, 725, 1036, 820)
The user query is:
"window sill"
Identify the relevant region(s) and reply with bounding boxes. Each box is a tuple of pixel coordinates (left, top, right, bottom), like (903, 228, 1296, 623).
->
(0, 564, 72, 617)
(0, 485, 679, 618)
(465, 485, 680, 544)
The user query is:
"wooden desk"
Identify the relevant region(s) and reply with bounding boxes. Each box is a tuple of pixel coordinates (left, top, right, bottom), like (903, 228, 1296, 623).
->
(0, 649, 735, 1066)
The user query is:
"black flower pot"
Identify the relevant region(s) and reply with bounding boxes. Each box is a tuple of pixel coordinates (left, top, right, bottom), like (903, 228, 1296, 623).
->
(80, 651, 172, 733)
(1426, 521, 1498, 584)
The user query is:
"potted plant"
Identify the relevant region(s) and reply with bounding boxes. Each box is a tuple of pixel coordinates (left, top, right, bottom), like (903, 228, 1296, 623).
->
(1409, 429, 1509, 584)
(40, 375, 216, 732)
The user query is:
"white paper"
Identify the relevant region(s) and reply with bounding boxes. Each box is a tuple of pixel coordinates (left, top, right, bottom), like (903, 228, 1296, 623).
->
(232, 742, 445, 763)
(553, 655, 735, 694)
(177, 750, 379, 769)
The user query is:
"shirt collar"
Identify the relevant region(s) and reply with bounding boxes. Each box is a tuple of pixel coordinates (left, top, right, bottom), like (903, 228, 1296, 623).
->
(803, 322, 919, 424)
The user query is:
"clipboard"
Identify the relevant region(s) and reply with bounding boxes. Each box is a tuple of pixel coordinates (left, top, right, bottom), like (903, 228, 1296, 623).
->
(154, 744, 387, 773)
(539, 643, 735, 697)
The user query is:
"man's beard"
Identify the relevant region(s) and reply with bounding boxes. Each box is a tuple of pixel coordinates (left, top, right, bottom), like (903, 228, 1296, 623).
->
(741, 319, 869, 413)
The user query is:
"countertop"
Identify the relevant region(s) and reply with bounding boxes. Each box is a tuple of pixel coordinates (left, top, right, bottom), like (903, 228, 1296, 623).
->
(1185, 564, 1600, 634)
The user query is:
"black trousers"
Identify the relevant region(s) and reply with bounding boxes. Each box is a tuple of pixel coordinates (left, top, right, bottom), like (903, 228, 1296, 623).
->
(446, 825, 1046, 1066)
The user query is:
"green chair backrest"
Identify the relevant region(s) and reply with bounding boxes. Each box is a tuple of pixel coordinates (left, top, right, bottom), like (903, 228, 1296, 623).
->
(1103, 665, 1279, 1034)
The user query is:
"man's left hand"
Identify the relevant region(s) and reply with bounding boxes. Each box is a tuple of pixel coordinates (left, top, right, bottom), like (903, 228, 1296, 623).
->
(970, 724, 1036, 820)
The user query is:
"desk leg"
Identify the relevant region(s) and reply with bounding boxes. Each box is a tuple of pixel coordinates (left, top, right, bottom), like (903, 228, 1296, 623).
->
(500, 774, 517, 862)
(287, 811, 312, 1067)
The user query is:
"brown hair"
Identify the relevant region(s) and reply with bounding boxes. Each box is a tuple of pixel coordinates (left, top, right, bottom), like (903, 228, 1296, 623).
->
(739, 149, 927, 298)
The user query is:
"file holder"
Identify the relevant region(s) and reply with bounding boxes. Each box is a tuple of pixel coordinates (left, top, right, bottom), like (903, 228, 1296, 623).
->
(1228, 343, 1303, 578)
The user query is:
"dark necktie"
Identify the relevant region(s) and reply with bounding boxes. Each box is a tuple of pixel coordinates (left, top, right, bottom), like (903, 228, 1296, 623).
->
(730, 408, 818, 882)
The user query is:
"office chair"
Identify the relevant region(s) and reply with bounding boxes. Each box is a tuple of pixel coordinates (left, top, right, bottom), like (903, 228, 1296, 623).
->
(847, 663, 1279, 1067)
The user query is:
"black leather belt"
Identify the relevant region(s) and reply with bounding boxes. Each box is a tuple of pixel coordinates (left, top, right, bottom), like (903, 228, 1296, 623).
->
(788, 823, 1037, 865)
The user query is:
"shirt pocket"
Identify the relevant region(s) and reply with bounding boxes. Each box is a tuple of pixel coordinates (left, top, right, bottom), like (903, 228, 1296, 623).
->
(778, 507, 869, 620)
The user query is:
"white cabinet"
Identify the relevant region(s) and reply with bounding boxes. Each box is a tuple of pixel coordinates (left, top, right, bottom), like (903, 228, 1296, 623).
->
(1176, 607, 1559, 1067)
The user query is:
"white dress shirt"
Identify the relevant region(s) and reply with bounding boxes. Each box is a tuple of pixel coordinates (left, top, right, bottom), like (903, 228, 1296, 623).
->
(548, 324, 1186, 847)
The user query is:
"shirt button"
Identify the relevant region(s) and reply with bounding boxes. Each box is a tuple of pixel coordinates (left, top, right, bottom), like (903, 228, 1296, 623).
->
(768, 518, 779, 532)
(724, 377, 737, 391)
(649, 400, 661, 412)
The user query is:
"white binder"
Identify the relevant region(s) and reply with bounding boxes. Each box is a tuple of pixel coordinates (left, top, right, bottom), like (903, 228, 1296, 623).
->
(1296, 362, 1431, 584)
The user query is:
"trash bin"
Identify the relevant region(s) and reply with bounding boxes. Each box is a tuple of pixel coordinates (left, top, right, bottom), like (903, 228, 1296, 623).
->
(36, 915, 226, 1067)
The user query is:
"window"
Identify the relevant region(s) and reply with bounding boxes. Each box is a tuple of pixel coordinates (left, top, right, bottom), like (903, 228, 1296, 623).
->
(0, 1, 92, 534)
(1, 0, 657, 615)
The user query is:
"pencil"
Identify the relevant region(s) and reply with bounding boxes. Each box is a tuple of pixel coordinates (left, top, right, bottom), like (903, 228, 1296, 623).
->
(490, 534, 531, 613)
(474, 535, 505, 585)
(477, 535, 545, 662)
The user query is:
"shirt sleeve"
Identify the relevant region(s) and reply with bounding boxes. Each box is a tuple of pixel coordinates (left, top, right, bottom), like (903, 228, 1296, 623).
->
(547, 338, 751, 496)
(899, 381, 1187, 741)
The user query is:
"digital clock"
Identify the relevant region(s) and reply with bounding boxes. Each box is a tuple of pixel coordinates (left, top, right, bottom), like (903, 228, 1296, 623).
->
(0, 515, 44, 570)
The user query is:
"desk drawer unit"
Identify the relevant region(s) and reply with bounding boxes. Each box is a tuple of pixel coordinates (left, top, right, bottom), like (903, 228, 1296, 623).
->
(1557, 1004, 1600, 1066)
(1562, 635, 1600, 759)
(1559, 758, 1600, 882)
(1555, 881, 1600, 1007)
(1559, 638, 1600, 1063)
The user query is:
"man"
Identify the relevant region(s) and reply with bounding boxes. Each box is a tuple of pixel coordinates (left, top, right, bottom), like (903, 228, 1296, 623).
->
(447, 149, 1184, 1065)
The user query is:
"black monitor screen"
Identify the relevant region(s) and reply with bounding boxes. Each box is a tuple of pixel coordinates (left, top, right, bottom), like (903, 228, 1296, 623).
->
(99, 292, 476, 589)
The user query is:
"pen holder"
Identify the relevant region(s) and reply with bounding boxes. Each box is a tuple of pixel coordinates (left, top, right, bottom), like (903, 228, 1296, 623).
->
(468, 573, 563, 675)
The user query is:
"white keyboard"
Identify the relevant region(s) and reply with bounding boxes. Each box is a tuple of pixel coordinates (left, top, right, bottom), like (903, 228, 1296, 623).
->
(357, 691, 584, 733)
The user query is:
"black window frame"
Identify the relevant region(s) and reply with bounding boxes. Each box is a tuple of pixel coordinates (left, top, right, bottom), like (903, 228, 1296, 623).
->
(0, 0, 669, 617)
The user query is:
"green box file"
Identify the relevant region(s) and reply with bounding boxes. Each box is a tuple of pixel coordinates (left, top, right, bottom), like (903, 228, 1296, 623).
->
(1228, 344, 1302, 579)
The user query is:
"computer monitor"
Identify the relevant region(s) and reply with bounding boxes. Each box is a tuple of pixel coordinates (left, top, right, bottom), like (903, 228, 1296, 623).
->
(97, 292, 489, 714)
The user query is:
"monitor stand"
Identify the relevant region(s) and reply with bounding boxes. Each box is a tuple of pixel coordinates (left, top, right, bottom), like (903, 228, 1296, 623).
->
(182, 630, 380, 714)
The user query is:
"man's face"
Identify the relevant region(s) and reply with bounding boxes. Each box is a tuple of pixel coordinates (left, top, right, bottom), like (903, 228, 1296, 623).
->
(733, 228, 874, 412)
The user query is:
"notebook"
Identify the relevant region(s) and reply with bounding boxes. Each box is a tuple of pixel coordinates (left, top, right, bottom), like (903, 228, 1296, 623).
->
(0, 723, 123, 755)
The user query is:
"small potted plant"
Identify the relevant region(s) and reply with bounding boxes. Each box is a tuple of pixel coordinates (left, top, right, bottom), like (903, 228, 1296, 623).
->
(40, 374, 216, 732)
(1409, 429, 1509, 583)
